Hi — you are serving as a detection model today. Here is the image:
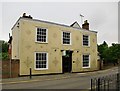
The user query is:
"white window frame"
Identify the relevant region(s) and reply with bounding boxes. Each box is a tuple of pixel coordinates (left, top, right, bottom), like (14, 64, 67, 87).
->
(82, 54, 90, 68)
(35, 27, 48, 43)
(34, 52, 48, 70)
(62, 31, 71, 45)
(82, 35, 90, 47)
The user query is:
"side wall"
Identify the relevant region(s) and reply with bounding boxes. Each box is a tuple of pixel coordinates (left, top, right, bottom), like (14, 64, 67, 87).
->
(12, 21, 21, 59)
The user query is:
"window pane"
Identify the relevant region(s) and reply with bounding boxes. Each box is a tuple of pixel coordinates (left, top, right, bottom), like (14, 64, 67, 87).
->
(39, 65, 42, 68)
(36, 53, 38, 60)
(43, 65, 46, 68)
(43, 61, 46, 65)
(36, 65, 39, 68)
(36, 61, 38, 64)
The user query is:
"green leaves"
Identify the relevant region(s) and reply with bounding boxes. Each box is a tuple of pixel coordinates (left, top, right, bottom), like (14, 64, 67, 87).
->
(0, 40, 9, 60)
(0, 53, 9, 60)
(98, 41, 108, 60)
(98, 41, 120, 64)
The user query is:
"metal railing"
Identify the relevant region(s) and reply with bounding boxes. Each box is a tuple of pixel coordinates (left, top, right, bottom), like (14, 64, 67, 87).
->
(91, 73, 120, 91)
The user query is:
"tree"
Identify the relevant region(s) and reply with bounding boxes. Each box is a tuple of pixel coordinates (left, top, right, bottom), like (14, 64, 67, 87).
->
(98, 42, 120, 65)
(0, 40, 9, 60)
(108, 43, 120, 65)
(2, 41, 8, 52)
(98, 41, 109, 63)
(0, 40, 4, 52)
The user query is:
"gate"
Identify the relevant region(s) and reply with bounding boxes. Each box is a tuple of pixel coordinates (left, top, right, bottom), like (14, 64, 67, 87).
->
(91, 73, 120, 91)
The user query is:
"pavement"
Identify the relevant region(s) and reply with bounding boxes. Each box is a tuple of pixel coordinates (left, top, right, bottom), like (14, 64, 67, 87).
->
(1, 66, 118, 85)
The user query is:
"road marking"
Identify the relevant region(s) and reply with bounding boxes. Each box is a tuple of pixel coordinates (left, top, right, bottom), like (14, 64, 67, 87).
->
(62, 76, 69, 79)
(1, 76, 71, 85)
(1, 79, 40, 85)
(1, 67, 117, 85)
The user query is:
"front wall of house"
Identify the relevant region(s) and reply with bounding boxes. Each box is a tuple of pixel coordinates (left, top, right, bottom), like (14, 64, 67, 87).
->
(18, 19, 98, 75)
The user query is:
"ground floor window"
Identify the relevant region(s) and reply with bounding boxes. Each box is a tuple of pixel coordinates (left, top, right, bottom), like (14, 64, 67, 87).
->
(82, 54, 90, 68)
(35, 52, 48, 70)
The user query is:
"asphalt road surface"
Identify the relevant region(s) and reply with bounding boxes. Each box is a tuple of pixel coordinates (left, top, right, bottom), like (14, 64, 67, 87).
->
(2, 67, 118, 90)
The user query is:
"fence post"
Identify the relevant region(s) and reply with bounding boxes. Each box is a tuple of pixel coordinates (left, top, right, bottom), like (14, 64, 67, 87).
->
(91, 79, 93, 91)
(107, 80, 109, 91)
(10, 59, 12, 78)
(30, 68, 32, 79)
(117, 73, 119, 91)
(104, 79, 106, 91)
(97, 78, 100, 91)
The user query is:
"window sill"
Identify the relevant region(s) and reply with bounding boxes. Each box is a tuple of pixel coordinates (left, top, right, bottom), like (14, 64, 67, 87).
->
(82, 45, 90, 48)
(35, 41, 48, 44)
(82, 66, 90, 68)
(63, 44, 72, 46)
(34, 68, 48, 70)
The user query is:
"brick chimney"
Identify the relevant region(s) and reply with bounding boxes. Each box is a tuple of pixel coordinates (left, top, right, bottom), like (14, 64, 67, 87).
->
(82, 20, 89, 30)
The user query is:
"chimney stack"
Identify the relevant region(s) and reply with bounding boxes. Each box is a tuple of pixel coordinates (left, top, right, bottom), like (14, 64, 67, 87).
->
(82, 20, 89, 30)
(22, 13, 33, 19)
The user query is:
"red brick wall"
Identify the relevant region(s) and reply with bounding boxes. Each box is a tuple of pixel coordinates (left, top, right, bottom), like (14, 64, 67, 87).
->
(11, 60, 19, 78)
(2, 60, 19, 78)
(2, 60, 10, 78)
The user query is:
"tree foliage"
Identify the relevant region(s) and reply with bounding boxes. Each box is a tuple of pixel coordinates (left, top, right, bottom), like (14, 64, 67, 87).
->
(0, 40, 9, 60)
(2, 41, 8, 52)
(98, 41, 120, 65)
(109, 43, 120, 62)
(0, 53, 9, 60)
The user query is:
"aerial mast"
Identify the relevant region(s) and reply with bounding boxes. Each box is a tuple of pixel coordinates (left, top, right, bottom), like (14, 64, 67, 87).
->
(80, 14, 84, 25)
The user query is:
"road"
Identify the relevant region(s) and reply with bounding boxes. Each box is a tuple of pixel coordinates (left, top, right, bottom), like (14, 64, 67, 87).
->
(2, 67, 118, 90)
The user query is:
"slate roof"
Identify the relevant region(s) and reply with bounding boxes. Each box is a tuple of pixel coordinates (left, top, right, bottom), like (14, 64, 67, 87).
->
(11, 17, 97, 33)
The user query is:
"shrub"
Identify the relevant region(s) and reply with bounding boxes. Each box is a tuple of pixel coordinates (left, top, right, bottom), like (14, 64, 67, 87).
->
(0, 53, 9, 60)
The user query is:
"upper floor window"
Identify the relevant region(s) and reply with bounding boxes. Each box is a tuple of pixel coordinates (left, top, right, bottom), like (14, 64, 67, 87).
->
(35, 52, 48, 70)
(36, 28, 48, 43)
(63, 32, 71, 45)
(83, 35, 89, 46)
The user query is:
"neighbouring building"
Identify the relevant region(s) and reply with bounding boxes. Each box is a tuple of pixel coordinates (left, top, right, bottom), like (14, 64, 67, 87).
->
(11, 13, 99, 76)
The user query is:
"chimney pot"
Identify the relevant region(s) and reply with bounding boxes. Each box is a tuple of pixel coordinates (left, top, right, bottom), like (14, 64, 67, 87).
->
(84, 20, 88, 24)
(28, 15, 33, 19)
(23, 13, 26, 17)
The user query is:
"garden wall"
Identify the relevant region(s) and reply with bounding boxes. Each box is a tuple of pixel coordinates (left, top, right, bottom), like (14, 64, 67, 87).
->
(1, 59, 19, 78)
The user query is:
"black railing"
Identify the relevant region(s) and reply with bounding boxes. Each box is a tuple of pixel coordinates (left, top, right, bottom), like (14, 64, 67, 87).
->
(91, 73, 120, 91)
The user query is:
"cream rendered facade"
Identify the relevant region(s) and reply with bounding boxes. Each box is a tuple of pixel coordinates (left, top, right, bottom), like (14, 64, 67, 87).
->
(12, 17, 98, 76)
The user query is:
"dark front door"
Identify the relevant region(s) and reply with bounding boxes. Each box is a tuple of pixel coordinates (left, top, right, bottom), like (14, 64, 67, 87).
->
(62, 50, 72, 73)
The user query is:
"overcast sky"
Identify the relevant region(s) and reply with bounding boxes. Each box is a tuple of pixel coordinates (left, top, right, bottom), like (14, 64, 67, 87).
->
(0, 2, 118, 45)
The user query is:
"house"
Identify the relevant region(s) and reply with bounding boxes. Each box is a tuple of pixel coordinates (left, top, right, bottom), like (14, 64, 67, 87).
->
(11, 13, 98, 76)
